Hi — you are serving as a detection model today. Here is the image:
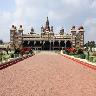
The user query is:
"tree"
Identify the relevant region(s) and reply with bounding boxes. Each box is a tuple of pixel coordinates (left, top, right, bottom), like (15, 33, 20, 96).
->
(0, 40, 3, 44)
(84, 41, 96, 52)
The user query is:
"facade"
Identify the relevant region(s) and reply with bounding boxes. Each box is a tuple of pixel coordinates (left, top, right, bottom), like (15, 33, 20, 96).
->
(0, 42, 10, 50)
(10, 17, 84, 50)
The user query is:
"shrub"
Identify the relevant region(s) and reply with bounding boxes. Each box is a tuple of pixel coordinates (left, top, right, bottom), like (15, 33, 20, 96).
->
(11, 54, 14, 58)
(77, 49, 84, 54)
(79, 54, 86, 59)
(14, 48, 20, 54)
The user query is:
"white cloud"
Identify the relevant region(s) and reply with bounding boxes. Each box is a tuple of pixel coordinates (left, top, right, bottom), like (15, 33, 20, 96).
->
(0, 12, 13, 42)
(91, 0, 96, 8)
(84, 18, 96, 42)
(0, 0, 96, 42)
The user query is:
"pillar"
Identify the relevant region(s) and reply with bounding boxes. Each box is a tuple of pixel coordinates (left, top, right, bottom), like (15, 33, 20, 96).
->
(50, 40, 51, 50)
(53, 40, 54, 50)
(65, 40, 66, 48)
(59, 40, 60, 50)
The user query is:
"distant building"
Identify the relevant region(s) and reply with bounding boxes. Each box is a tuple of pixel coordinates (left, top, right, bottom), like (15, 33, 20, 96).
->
(10, 17, 84, 50)
(0, 42, 10, 50)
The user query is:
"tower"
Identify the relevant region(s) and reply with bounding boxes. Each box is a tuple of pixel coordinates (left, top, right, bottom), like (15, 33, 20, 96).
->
(10, 25, 16, 50)
(18, 25, 23, 49)
(10, 25, 18, 50)
(41, 17, 54, 38)
(71, 26, 76, 47)
(50, 26, 53, 32)
(60, 27, 64, 35)
(30, 27, 34, 34)
(45, 17, 50, 32)
(77, 26, 84, 48)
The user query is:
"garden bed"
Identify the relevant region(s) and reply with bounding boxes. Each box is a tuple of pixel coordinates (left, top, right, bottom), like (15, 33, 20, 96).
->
(61, 50, 96, 70)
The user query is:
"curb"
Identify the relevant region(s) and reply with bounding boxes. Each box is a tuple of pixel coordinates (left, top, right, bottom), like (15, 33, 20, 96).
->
(61, 52, 96, 71)
(0, 55, 32, 70)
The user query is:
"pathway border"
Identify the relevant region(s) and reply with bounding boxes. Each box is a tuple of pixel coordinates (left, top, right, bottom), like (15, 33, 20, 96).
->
(61, 51, 96, 71)
(0, 55, 32, 70)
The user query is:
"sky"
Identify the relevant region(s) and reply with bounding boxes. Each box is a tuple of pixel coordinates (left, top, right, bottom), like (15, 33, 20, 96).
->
(0, 0, 96, 43)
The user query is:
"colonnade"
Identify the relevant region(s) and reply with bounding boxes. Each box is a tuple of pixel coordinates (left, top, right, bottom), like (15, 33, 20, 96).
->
(23, 40, 72, 50)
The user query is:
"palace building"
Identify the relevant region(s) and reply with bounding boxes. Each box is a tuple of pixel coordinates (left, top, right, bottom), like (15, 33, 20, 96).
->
(10, 17, 84, 50)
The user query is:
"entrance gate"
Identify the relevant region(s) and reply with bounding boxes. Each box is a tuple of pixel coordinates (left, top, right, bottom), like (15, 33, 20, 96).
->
(43, 41, 50, 50)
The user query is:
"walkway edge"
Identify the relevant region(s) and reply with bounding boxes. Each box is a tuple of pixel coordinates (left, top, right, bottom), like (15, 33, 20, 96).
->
(61, 50, 96, 71)
(0, 55, 32, 70)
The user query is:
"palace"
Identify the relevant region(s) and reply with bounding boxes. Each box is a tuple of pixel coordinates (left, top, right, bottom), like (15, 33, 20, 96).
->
(10, 17, 84, 50)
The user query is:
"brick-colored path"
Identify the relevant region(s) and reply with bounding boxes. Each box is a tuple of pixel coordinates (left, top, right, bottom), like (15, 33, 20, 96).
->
(0, 51, 96, 96)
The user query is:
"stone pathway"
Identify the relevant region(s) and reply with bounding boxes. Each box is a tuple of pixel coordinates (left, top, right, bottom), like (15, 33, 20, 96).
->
(0, 51, 96, 96)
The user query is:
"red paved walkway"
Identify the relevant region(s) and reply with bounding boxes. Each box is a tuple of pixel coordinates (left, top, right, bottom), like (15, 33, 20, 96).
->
(0, 51, 96, 96)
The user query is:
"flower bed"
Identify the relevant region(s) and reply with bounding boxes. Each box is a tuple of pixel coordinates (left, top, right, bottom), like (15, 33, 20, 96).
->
(63, 48, 96, 63)
(61, 50, 96, 70)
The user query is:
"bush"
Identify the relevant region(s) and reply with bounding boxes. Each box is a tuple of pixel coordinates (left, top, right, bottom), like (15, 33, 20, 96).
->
(77, 49, 84, 54)
(65, 49, 70, 54)
(11, 54, 14, 58)
(14, 48, 20, 54)
(29, 50, 33, 54)
(79, 54, 86, 59)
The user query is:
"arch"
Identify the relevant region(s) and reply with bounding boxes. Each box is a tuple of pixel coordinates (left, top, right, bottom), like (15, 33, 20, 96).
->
(66, 40, 72, 48)
(53, 41, 59, 50)
(43, 41, 50, 50)
(29, 41, 34, 47)
(54, 41, 59, 47)
(60, 41, 65, 47)
(23, 41, 28, 47)
(35, 41, 41, 46)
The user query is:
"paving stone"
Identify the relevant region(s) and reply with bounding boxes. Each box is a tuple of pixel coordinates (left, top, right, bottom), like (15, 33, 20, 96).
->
(0, 51, 96, 96)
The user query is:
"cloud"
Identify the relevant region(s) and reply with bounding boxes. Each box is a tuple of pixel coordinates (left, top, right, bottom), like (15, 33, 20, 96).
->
(0, 0, 96, 43)
(91, 0, 96, 8)
(0, 12, 13, 42)
(84, 18, 96, 42)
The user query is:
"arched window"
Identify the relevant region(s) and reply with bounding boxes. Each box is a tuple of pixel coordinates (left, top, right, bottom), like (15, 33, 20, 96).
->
(66, 41, 72, 48)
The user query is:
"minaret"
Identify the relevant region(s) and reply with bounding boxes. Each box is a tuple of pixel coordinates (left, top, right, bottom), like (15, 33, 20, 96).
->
(50, 26, 53, 32)
(18, 25, 23, 35)
(60, 27, 64, 35)
(30, 27, 34, 34)
(45, 17, 50, 32)
(41, 26, 44, 32)
(18, 25, 23, 49)
(46, 17, 49, 27)
(10, 25, 15, 49)
(78, 26, 84, 48)
(71, 26, 76, 47)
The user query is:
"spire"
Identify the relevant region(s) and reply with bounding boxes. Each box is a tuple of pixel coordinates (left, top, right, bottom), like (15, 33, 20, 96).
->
(30, 27, 34, 34)
(60, 27, 64, 35)
(44, 17, 50, 32)
(46, 17, 49, 27)
(47, 16, 48, 20)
